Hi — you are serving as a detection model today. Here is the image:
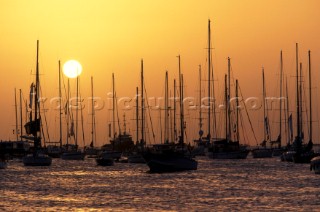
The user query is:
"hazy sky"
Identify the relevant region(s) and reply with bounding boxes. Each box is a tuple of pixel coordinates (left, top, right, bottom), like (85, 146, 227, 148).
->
(1, 0, 320, 146)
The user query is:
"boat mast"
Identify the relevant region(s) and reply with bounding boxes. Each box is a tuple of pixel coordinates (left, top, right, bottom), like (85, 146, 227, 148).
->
(279, 51, 283, 148)
(19, 89, 23, 141)
(76, 70, 79, 148)
(177, 55, 184, 144)
(14, 88, 18, 141)
(174, 79, 177, 142)
(34, 40, 40, 149)
(136, 87, 139, 144)
(295, 43, 300, 141)
(141, 60, 145, 145)
(199, 65, 203, 138)
(112, 73, 116, 140)
(91, 76, 94, 147)
(286, 77, 291, 145)
(59, 60, 62, 148)
(236, 79, 239, 142)
(308, 50, 312, 143)
(66, 79, 70, 146)
(207, 19, 211, 140)
(165, 71, 169, 143)
(262, 68, 267, 141)
(224, 74, 228, 140)
(299, 62, 303, 139)
(181, 74, 185, 145)
(227, 57, 231, 141)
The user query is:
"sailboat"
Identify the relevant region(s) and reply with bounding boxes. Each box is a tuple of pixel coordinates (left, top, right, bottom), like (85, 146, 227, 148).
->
(127, 65, 146, 164)
(207, 58, 249, 159)
(291, 49, 319, 163)
(22, 40, 52, 166)
(282, 45, 318, 163)
(252, 68, 273, 158)
(47, 61, 63, 158)
(85, 76, 99, 157)
(99, 73, 131, 162)
(192, 65, 207, 156)
(61, 61, 85, 160)
(142, 60, 198, 173)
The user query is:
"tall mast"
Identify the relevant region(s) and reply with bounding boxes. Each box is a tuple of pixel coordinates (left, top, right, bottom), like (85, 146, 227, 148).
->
(19, 89, 23, 141)
(91, 76, 94, 147)
(207, 19, 211, 140)
(165, 71, 169, 143)
(286, 77, 291, 144)
(308, 50, 312, 143)
(34, 40, 40, 148)
(76, 73, 79, 147)
(180, 74, 185, 144)
(295, 43, 300, 140)
(262, 68, 266, 141)
(227, 57, 231, 140)
(59, 60, 62, 147)
(199, 65, 203, 137)
(224, 74, 228, 140)
(14, 88, 18, 141)
(236, 79, 239, 141)
(112, 73, 116, 140)
(141, 60, 145, 144)
(279, 51, 283, 148)
(173, 79, 177, 142)
(299, 62, 303, 138)
(177, 55, 184, 144)
(66, 79, 70, 145)
(136, 87, 139, 143)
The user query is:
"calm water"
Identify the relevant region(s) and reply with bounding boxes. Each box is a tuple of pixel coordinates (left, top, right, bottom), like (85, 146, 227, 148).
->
(1, 156, 319, 211)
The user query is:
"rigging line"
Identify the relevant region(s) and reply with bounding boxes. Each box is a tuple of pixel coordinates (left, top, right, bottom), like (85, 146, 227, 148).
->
(115, 92, 122, 135)
(239, 111, 249, 145)
(238, 82, 258, 144)
(302, 73, 310, 138)
(144, 82, 156, 143)
(39, 85, 51, 143)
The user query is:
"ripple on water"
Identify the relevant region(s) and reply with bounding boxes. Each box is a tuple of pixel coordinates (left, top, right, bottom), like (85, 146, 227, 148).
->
(0, 157, 319, 211)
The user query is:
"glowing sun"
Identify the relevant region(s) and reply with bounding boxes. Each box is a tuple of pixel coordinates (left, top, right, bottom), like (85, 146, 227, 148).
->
(63, 60, 82, 78)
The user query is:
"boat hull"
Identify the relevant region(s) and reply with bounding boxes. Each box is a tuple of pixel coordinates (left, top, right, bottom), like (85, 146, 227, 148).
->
(143, 152, 197, 173)
(281, 151, 296, 162)
(99, 151, 122, 161)
(0, 161, 7, 169)
(128, 153, 146, 163)
(252, 149, 273, 158)
(23, 155, 52, 166)
(293, 152, 320, 164)
(208, 150, 249, 159)
(310, 156, 320, 174)
(61, 152, 85, 160)
(96, 158, 114, 166)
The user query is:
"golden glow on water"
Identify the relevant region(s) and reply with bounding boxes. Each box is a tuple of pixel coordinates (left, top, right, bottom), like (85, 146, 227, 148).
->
(1, 157, 320, 211)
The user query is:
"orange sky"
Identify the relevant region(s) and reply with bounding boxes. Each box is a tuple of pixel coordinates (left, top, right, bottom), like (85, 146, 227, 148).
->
(1, 0, 320, 146)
